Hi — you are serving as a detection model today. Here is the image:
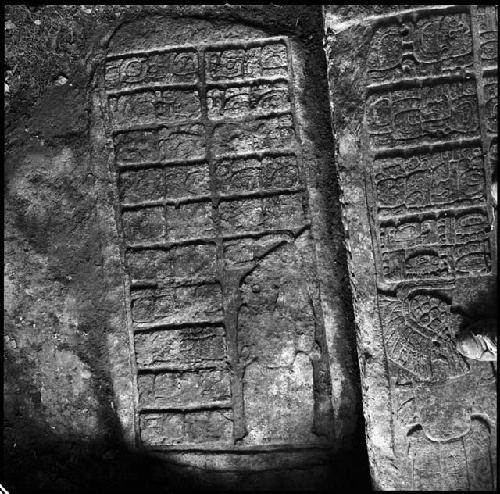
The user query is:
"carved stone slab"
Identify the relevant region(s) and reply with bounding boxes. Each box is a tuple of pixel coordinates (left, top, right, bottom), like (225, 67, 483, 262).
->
(324, 5, 497, 490)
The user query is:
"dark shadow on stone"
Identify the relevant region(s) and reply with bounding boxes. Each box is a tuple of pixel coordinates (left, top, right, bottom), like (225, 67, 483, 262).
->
(457, 284, 498, 322)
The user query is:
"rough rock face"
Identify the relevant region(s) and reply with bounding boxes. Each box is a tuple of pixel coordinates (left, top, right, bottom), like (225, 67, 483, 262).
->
(323, 4, 497, 490)
(4, 6, 366, 492)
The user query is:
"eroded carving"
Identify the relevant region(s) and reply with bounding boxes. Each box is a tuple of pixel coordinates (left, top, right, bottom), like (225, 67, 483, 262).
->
(476, 5, 498, 65)
(366, 81, 479, 148)
(105, 49, 198, 90)
(108, 89, 201, 127)
(140, 410, 233, 446)
(134, 325, 226, 370)
(213, 114, 295, 156)
(373, 148, 486, 216)
(103, 36, 333, 449)
(130, 282, 224, 325)
(367, 12, 473, 83)
(379, 287, 468, 382)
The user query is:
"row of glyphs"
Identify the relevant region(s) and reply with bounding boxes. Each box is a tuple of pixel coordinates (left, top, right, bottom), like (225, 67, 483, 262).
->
(373, 147, 486, 215)
(379, 209, 490, 250)
(366, 81, 479, 148)
(379, 208, 491, 281)
(106, 50, 198, 88)
(381, 239, 491, 281)
(118, 155, 300, 203)
(205, 43, 288, 80)
(367, 12, 473, 83)
(113, 114, 294, 162)
(105, 41, 288, 90)
(121, 193, 305, 245)
(367, 8, 498, 83)
(107, 82, 290, 127)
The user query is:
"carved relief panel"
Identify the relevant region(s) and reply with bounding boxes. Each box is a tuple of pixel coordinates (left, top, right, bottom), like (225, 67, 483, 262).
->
(92, 16, 347, 485)
(325, 4, 497, 490)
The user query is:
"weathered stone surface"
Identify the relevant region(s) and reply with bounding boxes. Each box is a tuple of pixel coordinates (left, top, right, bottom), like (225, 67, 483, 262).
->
(99, 26, 336, 453)
(130, 282, 224, 324)
(134, 325, 226, 369)
(88, 7, 364, 489)
(137, 369, 231, 408)
(126, 244, 217, 281)
(140, 410, 233, 446)
(324, 4, 497, 490)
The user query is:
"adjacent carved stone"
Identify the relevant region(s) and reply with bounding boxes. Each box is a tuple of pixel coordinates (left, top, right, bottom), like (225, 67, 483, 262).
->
(324, 4, 497, 490)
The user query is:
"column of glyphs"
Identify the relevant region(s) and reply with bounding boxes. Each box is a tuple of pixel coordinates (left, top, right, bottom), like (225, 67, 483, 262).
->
(363, 6, 497, 490)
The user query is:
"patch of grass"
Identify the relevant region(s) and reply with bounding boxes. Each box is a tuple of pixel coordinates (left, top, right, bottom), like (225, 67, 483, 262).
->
(4, 5, 120, 120)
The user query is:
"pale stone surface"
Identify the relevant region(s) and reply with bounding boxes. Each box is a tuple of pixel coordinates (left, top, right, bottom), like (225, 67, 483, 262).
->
(323, 4, 497, 490)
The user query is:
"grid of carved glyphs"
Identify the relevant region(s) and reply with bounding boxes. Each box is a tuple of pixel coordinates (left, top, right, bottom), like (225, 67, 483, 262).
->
(363, 6, 497, 489)
(104, 36, 332, 449)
